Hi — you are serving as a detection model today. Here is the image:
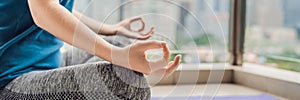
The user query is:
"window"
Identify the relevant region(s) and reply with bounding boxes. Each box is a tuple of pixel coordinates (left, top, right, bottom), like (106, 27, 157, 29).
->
(245, 0, 300, 72)
(74, 0, 121, 24)
(74, 0, 230, 64)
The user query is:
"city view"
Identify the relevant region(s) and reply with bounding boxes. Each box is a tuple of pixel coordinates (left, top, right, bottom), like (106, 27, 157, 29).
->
(245, 0, 300, 72)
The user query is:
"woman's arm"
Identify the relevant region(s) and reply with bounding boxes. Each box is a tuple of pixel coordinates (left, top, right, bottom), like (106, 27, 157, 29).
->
(72, 10, 153, 40)
(27, 0, 181, 75)
(72, 10, 117, 35)
(28, 0, 114, 62)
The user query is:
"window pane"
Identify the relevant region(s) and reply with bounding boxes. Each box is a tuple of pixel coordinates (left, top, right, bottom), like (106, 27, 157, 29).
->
(245, 0, 300, 72)
(74, 0, 230, 64)
(123, 0, 230, 63)
(74, 0, 121, 24)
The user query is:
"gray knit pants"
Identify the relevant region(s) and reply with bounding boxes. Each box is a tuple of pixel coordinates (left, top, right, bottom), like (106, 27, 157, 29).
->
(0, 37, 151, 100)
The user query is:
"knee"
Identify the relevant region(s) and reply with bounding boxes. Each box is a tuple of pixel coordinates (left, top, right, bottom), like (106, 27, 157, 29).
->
(112, 64, 151, 100)
(134, 86, 151, 100)
(94, 62, 151, 99)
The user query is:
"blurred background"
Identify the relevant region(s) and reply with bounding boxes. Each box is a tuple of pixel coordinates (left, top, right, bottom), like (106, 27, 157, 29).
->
(74, 0, 229, 64)
(72, 0, 300, 99)
(74, 0, 300, 73)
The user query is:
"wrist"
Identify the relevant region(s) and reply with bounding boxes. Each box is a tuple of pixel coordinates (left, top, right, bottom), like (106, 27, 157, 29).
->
(112, 24, 123, 35)
(111, 46, 130, 68)
(97, 24, 119, 35)
(109, 24, 119, 35)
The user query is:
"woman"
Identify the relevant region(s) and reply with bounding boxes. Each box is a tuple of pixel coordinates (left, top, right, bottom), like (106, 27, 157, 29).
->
(0, 0, 181, 99)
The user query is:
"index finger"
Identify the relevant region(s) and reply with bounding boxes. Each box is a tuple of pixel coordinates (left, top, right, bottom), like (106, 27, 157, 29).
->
(129, 16, 143, 23)
(138, 19, 145, 32)
(162, 42, 170, 62)
(137, 27, 154, 40)
(138, 40, 166, 51)
(129, 17, 145, 32)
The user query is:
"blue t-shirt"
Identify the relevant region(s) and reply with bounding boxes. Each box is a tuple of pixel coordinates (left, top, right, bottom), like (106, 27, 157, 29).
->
(0, 0, 74, 87)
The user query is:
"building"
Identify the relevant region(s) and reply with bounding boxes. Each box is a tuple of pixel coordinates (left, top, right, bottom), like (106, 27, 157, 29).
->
(247, 0, 284, 27)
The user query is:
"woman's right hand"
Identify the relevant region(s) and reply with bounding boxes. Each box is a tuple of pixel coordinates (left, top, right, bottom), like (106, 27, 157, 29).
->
(112, 40, 181, 76)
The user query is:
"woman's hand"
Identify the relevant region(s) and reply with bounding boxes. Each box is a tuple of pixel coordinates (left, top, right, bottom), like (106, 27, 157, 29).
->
(114, 16, 154, 40)
(72, 11, 153, 39)
(112, 40, 181, 76)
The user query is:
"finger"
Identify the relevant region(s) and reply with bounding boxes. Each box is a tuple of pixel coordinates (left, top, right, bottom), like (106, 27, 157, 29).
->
(129, 16, 142, 23)
(137, 32, 152, 40)
(148, 44, 169, 72)
(149, 58, 169, 72)
(144, 27, 155, 36)
(139, 40, 165, 50)
(162, 42, 170, 62)
(165, 55, 181, 77)
(138, 19, 145, 32)
(137, 27, 154, 40)
(129, 17, 145, 32)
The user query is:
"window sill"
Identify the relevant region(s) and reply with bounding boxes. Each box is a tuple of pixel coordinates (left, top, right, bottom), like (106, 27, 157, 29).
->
(175, 62, 300, 85)
(234, 63, 300, 84)
(233, 63, 300, 99)
(149, 63, 300, 99)
(176, 63, 231, 71)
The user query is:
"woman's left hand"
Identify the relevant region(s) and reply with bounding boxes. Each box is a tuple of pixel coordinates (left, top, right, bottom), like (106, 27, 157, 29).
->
(114, 16, 154, 40)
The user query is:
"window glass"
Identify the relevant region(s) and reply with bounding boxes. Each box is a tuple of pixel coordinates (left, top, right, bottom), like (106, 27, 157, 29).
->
(74, 0, 121, 24)
(245, 0, 300, 72)
(74, 0, 230, 64)
(123, 0, 230, 63)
